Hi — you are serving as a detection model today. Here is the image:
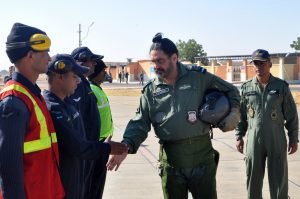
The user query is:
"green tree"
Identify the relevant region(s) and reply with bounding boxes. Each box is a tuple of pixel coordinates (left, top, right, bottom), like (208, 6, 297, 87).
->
(176, 39, 208, 65)
(290, 37, 300, 51)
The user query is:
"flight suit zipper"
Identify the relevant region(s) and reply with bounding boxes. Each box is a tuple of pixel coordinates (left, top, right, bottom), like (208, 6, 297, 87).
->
(259, 83, 268, 128)
(172, 85, 176, 112)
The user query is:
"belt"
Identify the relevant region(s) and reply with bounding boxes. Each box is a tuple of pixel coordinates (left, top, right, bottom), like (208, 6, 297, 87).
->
(159, 133, 210, 145)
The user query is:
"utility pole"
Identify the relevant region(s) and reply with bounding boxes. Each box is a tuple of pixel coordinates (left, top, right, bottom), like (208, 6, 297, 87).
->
(78, 22, 94, 47)
(78, 24, 82, 47)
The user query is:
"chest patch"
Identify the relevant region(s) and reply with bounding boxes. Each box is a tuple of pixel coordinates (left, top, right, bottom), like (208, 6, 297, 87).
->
(187, 111, 197, 124)
(72, 111, 80, 120)
(153, 88, 169, 97)
(178, 84, 192, 90)
(268, 89, 280, 96)
(245, 91, 257, 96)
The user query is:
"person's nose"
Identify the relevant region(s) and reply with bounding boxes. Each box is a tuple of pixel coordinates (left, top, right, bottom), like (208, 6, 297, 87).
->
(154, 64, 161, 70)
(47, 53, 51, 62)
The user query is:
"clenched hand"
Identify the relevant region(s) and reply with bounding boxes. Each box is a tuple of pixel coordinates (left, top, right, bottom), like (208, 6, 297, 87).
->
(219, 108, 240, 132)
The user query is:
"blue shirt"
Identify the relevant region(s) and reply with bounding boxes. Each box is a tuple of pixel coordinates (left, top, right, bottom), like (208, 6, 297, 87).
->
(43, 90, 111, 199)
(67, 76, 100, 141)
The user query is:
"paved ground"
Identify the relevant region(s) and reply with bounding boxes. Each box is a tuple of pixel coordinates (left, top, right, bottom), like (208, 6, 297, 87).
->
(103, 95, 300, 199)
(2, 79, 298, 198)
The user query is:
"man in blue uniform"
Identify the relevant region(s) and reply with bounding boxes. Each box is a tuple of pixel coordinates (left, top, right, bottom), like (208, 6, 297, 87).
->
(44, 54, 127, 199)
(69, 46, 105, 198)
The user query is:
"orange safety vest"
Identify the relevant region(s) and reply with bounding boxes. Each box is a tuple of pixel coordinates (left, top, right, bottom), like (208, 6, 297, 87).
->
(0, 80, 65, 199)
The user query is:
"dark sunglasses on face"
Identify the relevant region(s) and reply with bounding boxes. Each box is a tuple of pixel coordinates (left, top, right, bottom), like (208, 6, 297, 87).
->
(253, 60, 269, 66)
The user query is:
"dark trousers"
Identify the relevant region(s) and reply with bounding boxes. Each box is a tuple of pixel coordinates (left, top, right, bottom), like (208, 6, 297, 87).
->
(89, 153, 109, 199)
(82, 160, 95, 199)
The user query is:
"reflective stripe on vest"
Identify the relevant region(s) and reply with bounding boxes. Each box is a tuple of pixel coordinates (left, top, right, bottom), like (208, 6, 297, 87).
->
(0, 84, 57, 153)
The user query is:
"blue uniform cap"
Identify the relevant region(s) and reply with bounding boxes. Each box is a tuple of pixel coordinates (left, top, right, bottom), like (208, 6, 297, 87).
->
(251, 49, 270, 62)
(48, 54, 89, 75)
(71, 47, 104, 62)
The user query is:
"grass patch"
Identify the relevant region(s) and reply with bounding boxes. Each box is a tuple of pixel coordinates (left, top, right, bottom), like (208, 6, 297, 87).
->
(103, 88, 142, 96)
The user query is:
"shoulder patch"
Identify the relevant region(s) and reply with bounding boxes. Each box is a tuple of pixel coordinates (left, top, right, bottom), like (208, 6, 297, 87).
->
(142, 79, 154, 94)
(188, 65, 207, 73)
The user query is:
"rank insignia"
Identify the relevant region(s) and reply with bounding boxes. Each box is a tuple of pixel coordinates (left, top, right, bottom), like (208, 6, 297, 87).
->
(187, 111, 197, 124)
(248, 106, 255, 118)
(271, 109, 277, 120)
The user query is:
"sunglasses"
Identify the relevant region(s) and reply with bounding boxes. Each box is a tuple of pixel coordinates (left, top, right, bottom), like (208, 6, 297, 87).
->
(253, 60, 269, 66)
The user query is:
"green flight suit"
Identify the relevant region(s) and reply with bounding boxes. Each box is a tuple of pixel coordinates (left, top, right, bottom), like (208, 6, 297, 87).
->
(235, 75, 299, 199)
(123, 63, 240, 199)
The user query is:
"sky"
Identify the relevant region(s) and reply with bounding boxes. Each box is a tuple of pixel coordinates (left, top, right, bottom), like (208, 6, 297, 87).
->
(0, 0, 300, 70)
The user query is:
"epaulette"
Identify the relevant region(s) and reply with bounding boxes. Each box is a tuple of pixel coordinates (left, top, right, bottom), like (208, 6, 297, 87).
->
(241, 79, 252, 87)
(188, 65, 207, 73)
(141, 79, 154, 94)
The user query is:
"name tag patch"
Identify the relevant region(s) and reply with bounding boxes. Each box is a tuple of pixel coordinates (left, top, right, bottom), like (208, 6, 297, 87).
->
(245, 91, 257, 96)
(153, 88, 169, 97)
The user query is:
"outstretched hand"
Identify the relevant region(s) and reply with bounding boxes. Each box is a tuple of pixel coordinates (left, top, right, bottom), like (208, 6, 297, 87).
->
(107, 152, 128, 171)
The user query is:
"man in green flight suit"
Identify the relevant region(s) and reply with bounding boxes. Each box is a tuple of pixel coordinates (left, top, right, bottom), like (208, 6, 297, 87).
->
(107, 33, 241, 199)
(235, 49, 299, 199)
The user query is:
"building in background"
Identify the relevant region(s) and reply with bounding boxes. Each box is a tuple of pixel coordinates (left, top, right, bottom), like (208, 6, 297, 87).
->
(196, 52, 300, 83)
(104, 52, 300, 84)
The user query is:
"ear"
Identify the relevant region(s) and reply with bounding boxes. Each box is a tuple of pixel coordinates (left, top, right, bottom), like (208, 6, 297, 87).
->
(171, 53, 178, 63)
(26, 50, 34, 59)
(25, 51, 36, 64)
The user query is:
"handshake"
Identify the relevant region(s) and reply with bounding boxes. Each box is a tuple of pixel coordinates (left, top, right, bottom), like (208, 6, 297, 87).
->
(106, 136, 128, 155)
(105, 136, 128, 171)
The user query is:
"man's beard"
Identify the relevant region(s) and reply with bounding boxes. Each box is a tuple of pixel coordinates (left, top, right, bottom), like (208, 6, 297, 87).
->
(155, 63, 173, 79)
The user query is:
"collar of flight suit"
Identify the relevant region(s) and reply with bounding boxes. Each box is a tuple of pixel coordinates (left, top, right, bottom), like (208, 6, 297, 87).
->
(252, 74, 276, 85)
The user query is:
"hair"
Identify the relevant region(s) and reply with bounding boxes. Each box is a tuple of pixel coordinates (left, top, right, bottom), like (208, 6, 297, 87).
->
(47, 71, 72, 84)
(149, 33, 178, 57)
(47, 71, 55, 84)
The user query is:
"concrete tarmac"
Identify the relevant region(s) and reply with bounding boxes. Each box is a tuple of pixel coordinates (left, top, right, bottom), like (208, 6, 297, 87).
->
(103, 96, 300, 199)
